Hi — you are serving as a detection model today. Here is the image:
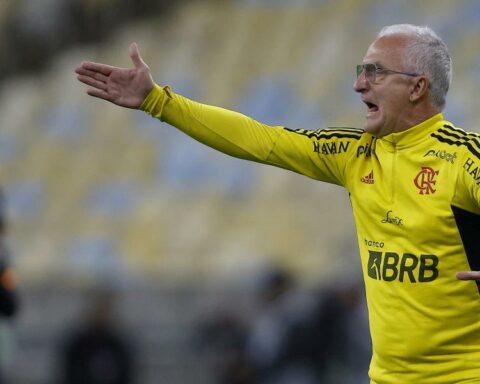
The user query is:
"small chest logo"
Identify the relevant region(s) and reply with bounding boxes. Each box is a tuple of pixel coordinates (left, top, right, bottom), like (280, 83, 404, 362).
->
(361, 170, 374, 184)
(423, 149, 457, 164)
(414, 167, 439, 195)
(381, 210, 404, 226)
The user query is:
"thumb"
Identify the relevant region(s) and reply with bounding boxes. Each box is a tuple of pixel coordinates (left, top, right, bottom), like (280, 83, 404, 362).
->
(129, 42, 147, 68)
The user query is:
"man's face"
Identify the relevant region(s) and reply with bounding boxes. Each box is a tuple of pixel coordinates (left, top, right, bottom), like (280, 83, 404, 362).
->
(353, 35, 416, 137)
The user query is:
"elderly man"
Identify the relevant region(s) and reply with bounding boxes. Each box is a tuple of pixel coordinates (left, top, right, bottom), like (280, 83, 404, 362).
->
(76, 24, 480, 383)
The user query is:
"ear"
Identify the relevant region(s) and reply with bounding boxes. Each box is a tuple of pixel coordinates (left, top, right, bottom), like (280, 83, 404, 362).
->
(409, 76, 429, 103)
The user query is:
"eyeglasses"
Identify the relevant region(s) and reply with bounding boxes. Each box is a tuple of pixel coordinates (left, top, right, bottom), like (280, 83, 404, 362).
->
(356, 63, 420, 83)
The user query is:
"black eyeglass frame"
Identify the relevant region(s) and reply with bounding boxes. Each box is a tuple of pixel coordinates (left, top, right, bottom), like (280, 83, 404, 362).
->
(356, 63, 420, 83)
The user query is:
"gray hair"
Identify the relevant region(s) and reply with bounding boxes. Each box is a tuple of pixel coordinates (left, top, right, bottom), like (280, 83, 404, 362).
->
(378, 24, 452, 110)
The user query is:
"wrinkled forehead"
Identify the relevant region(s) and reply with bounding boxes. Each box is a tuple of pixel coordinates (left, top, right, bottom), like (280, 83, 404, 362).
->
(362, 34, 411, 68)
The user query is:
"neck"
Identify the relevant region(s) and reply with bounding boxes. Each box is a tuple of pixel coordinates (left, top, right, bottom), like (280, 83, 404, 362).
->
(396, 103, 441, 134)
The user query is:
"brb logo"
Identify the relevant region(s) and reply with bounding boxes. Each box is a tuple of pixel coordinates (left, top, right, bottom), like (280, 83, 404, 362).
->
(367, 251, 439, 282)
(414, 167, 439, 195)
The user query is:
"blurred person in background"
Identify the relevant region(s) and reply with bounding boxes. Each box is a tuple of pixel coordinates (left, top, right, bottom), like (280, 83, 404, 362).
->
(0, 191, 18, 320)
(0, 190, 19, 384)
(59, 289, 134, 384)
(197, 266, 322, 384)
(196, 301, 254, 384)
(310, 281, 370, 384)
(76, 24, 480, 383)
(197, 267, 370, 384)
(244, 267, 318, 384)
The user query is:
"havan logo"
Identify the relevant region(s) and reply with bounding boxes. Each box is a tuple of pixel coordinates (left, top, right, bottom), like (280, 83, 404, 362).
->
(414, 167, 439, 195)
(463, 158, 480, 185)
(313, 141, 350, 155)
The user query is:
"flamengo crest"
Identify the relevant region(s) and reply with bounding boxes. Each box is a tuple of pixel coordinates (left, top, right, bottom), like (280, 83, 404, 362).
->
(414, 167, 439, 195)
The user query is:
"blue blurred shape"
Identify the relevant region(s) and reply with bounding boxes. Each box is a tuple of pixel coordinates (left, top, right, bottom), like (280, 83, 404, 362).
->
(236, 76, 298, 125)
(5, 180, 44, 218)
(87, 180, 137, 217)
(159, 132, 254, 196)
(42, 104, 88, 141)
(443, 101, 467, 130)
(366, 2, 416, 27)
(0, 133, 19, 163)
(67, 235, 129, 284)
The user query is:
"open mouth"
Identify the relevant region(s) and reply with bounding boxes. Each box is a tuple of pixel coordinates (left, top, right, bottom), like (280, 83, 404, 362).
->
(365, 101, 379, 113)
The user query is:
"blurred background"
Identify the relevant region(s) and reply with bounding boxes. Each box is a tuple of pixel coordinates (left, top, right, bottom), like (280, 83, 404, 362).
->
(0, 0, 479, 383)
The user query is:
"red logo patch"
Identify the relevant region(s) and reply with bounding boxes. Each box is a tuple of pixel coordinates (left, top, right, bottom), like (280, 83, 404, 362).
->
(361, 170, 374, 184)
(414, 167, 439, 195)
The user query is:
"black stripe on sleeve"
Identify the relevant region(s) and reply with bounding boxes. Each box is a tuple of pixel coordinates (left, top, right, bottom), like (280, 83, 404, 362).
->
(322, 127, 365, 133)
(284, 127, 364, 140)
(443, 124, 480, 140)
(441, 125, 480, 141)
(439, 125, 480, 151)
(431, 133, 480, 162)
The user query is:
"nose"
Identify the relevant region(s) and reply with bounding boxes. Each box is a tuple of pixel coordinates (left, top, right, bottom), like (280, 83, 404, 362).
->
(353, 71, 368, 93)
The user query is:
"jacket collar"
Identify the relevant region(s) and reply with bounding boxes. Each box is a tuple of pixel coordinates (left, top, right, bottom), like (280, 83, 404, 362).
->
(378, 113, 444, 150)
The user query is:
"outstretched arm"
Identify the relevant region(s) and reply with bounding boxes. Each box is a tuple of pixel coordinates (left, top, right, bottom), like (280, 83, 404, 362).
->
(75, 43, 154, 109)
(75, 44, 349, 185)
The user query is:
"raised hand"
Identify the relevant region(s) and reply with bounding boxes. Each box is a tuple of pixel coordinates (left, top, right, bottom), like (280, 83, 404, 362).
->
(75, 43, 155, 109)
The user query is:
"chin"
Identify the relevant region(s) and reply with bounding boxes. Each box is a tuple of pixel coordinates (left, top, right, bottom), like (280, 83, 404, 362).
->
(364, 117, 384, 137)
(364, 123, 381, 136)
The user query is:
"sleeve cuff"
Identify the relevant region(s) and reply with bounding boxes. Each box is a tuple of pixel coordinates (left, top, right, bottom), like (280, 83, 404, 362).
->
(139, 84, 173, 120)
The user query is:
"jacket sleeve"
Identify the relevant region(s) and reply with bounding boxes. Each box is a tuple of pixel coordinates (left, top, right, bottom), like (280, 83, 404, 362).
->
(453, 145, 480, 214)
(140, 85, 361, 187)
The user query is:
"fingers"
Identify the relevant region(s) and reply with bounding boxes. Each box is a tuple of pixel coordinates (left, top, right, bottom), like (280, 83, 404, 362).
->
(456, 271, 480, 280)
(75, 67, 109, 83)
(76, 74, 108, 92)
(76, 61, 116, 76)
(129, 42, 147, 69)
